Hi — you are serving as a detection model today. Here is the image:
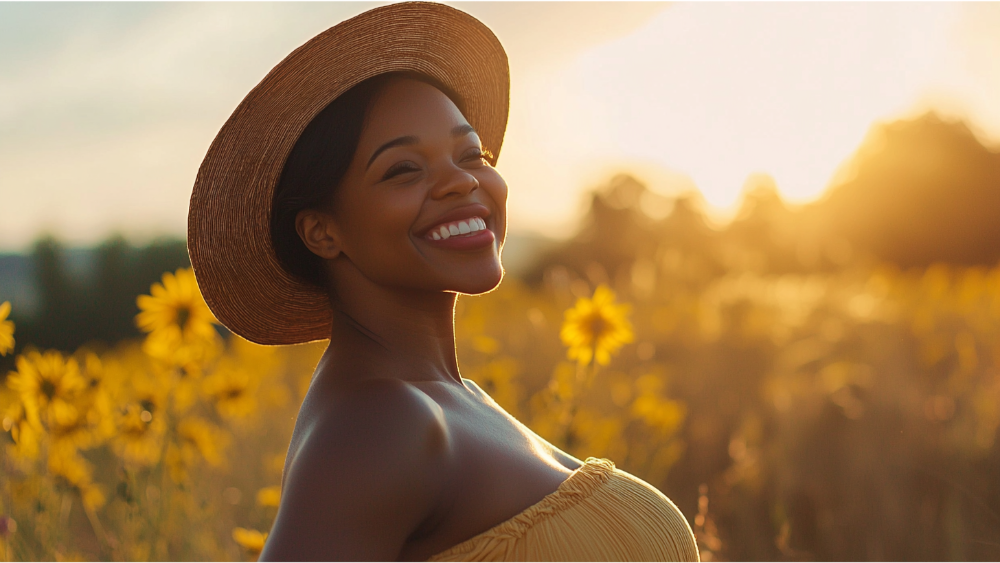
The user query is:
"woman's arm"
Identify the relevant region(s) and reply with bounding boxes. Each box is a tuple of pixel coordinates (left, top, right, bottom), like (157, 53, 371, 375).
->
(260, 379, 451, 561)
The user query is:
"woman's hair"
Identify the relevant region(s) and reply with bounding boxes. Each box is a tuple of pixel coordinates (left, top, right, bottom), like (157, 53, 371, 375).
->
(271, 71, 464, 289)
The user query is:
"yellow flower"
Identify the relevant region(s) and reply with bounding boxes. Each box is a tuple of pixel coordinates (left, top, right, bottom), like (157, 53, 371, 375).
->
(177, 416, 229, 466)
(113, 402, 166, 466)
(7, 350, 86, 428)
(560, 284, 634, 366)
(43, 352, 116, 451)
(0, 301, 14, 356)
(141, 327, 221, 368)
(136, 268, 217, 338)
(232, 527, 267, 556)
(136, 269, 220, 365)
(80, 484, 107, 511)
(627, 372, 686, 444)
(48, 439, 94, 489)
(2, 397, 40, 460)
(202, 361, 259, 420)
(256, 486, 281, 508)
(166, 416, 231, 482)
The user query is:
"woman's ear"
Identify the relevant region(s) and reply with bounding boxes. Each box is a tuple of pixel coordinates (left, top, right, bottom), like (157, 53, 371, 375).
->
(295, 208, 343, 260)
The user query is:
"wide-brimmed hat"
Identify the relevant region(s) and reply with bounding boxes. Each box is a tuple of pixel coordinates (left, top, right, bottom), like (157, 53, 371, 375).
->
(188, 2, 509, 346)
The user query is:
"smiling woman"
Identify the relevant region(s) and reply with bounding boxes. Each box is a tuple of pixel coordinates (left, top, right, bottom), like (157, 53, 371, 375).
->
(187, 2, 698, 561)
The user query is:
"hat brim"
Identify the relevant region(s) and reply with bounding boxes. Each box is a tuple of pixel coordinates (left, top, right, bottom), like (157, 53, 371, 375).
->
(188, 2, 509, 345)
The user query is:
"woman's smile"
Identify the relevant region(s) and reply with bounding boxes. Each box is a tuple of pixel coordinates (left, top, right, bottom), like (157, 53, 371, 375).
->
(424, 221, 495, 250)
(417, 202, 496, 251)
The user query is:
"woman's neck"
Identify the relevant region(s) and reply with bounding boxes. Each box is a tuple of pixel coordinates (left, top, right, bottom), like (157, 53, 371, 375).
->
(319, 273, 462, 386)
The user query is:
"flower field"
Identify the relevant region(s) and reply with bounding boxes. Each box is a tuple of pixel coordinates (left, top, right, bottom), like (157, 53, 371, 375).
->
(3, 251, 1000, 560)
(4, 153, 1000, 560)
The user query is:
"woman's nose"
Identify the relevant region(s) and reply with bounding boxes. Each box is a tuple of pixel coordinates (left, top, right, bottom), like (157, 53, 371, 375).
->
(430, 164, 478, 199)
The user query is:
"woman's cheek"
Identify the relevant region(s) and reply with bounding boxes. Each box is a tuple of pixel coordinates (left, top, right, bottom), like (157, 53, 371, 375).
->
(485, 168, 508, 205)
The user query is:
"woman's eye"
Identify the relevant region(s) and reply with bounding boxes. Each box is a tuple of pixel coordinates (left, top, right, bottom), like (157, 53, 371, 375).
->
(382, 162, 420, 181)
(462, 149, 487, 164)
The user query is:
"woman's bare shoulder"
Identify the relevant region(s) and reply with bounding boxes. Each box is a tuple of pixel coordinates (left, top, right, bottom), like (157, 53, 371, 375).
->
(261, 378, 451, 561)
(462, 377, 583, 471)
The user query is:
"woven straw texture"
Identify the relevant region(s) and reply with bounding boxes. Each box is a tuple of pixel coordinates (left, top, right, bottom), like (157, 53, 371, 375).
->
(188, 2, 509, 345)
(427, 458, 700, 561)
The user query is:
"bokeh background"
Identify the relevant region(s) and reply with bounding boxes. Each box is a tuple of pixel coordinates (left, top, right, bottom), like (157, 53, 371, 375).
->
(2, 2, 1000, 561)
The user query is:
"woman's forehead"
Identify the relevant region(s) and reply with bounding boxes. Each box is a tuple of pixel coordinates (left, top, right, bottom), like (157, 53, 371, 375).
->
(360, 78, 472, 144)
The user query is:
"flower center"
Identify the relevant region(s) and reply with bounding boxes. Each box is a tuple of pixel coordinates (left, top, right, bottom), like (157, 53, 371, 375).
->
(176, 305, 192, 330)
(589, 315, 608, 341)
(40, 379, 57, 401)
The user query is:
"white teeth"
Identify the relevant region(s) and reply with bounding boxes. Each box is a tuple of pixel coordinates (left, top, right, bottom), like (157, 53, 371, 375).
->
(427, 217, 489, 240)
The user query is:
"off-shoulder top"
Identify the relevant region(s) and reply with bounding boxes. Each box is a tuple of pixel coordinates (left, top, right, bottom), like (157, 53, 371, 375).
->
(427, 457, 700, 561)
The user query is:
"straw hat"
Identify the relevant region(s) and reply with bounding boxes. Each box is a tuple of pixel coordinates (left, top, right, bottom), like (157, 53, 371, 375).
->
(188, 2, 509, 346)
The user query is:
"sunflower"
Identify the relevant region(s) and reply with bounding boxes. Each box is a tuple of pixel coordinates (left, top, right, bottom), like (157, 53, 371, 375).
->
(113, 402, 166, 466)
(202, 364, 259, 420)
(42, 352, 116, 450)
(560, 284, 634, 367)
(166, 416, 231, 482)
(176, 416, 229, 467)
(7, 350, 86, 428)
(136, 268, 218, 346)
(0, 301, 13, 356)
(105, 354, 170, 466)
(2, 396, 40, 460)
(47, 439, 94, 490)
(256, 486, 281, 508)
(232, 527, 267, 556)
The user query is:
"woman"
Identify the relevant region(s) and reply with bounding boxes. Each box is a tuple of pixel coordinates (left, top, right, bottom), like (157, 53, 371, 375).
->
(188, 3, 698, 561)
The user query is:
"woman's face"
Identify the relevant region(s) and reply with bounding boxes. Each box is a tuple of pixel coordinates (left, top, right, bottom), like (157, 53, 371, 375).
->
(322, 77, 507, 295)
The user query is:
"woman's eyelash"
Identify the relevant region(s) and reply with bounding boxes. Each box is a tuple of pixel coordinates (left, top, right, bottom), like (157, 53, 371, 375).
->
(382, 162, 420, 180)
(479, 148, 495, 161)
(382, 150, 492, 180)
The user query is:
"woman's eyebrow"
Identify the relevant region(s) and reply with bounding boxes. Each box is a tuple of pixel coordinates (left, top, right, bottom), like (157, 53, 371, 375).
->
(366, 126, 477, 170)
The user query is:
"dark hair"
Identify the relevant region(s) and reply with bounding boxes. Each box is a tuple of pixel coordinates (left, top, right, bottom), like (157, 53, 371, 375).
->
(270, 72, 464, 289)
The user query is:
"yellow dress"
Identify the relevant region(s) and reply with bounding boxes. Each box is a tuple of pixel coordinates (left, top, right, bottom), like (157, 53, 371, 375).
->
(427, 457, 700, 562)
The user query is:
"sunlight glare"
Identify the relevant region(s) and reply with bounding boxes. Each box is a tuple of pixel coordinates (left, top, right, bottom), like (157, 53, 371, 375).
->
(543, 3, 961, 210)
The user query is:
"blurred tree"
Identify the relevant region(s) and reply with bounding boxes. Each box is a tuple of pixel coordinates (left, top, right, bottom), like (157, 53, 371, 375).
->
(3, 235, 190, 365)
(815, 112, 1000, 267)
(20, 235, 87, 353)
(94, 234, 136, 343)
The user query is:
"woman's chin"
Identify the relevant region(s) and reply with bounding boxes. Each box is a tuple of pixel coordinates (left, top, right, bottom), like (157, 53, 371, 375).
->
(450, 263, 504, 295)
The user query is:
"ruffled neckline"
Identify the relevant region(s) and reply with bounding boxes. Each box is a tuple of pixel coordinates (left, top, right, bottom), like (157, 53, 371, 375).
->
(427, 457, 616, 560)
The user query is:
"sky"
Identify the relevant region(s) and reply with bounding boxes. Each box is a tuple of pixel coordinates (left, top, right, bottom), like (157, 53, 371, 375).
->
(2, 2, 999, 252)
